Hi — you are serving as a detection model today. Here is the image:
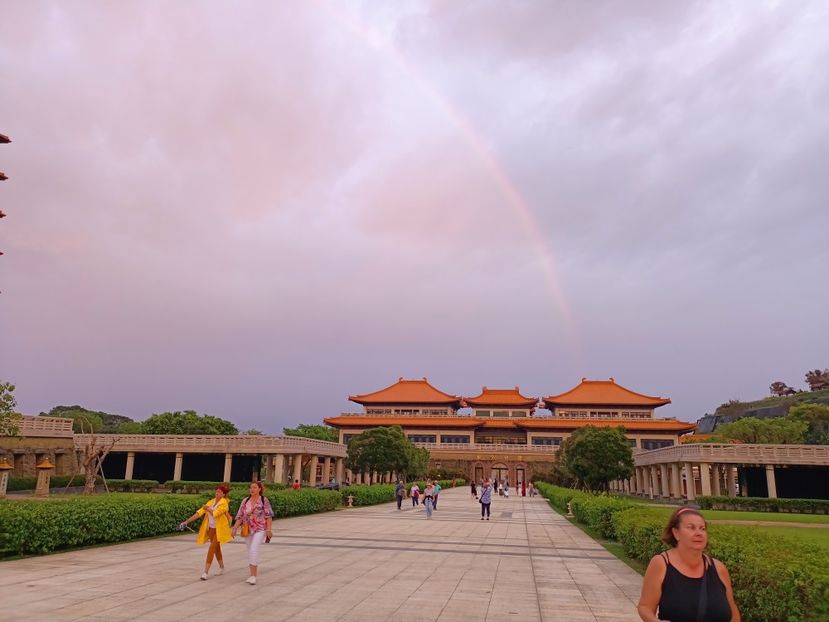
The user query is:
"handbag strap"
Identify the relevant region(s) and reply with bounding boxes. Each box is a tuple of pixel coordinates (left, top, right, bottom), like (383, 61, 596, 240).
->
(696, 555, 709, 622)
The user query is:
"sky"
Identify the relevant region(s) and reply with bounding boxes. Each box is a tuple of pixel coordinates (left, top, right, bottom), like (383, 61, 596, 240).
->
(1, 1, 828, 434)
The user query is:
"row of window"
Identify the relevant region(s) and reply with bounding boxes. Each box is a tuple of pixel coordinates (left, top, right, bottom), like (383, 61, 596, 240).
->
(365, 408, 453, 416)
(475, 410, 533, 418)
(557, 410, 652, 419)
(346, 433, 674, 449)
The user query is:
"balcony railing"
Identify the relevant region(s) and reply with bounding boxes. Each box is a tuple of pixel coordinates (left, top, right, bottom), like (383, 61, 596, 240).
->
(19, 416, 74, 438)
(412, 442, 558, 453)
(634, 443, 829, 466)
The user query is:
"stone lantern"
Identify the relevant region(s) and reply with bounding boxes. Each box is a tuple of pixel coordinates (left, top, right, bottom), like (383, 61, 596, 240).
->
(35, 457, 56, 498)
(0, 456, 13, 499)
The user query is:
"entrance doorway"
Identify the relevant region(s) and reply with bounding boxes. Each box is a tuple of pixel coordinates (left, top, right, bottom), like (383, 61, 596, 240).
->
(516, 467, 525, 487)
(491, 463, 508, 484)
(474, 465, 484, 483)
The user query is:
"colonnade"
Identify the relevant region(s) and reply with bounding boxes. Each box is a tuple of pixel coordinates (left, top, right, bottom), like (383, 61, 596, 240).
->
(610, 462, 779, 500)
(123, 451, 346, 486)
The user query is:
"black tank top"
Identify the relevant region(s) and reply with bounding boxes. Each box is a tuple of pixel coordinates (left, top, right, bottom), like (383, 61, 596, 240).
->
(658, 553, 732, 622)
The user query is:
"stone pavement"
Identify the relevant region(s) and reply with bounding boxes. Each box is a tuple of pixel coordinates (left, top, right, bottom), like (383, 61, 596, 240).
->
(0, 487, 643, 621)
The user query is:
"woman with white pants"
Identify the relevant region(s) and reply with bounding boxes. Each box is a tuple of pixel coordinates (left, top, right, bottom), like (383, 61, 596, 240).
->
(231, 481, 273, 585)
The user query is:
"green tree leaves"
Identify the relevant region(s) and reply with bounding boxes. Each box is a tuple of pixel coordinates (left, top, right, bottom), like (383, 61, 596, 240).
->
(345, 426, 429, 480)
(789, 403, 829, 444)
(716, 416, 807, 444)
(139, 411, 239, 435)
(558, 425, 634, 492)
(0, 381, 22, 436)
(282, 424, 338, 442)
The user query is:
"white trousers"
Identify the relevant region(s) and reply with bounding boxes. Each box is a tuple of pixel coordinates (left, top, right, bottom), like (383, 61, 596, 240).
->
(245, 530, 266, 566)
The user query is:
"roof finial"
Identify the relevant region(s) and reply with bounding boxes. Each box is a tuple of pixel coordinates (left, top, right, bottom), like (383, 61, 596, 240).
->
(609, 377, 615, 383)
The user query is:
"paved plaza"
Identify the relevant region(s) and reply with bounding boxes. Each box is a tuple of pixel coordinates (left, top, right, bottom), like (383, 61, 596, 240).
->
(0, 488, 643, 621)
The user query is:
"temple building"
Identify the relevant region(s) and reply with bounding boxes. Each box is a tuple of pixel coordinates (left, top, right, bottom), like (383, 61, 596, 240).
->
(324, 377, 696, 486)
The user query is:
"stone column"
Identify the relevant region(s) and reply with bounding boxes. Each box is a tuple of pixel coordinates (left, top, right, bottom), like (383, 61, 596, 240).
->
(699, 463, 712, 496)
(726, 465, 737, 497)
(274, 454, 286, 484)
(263, 455, 274, 483)
(309, 456, 319, 486)
(174, 452, 184, 481)
(649, 467, 658, 499)
(683, 462, 696, 501)
(336, 458, 345, 484)
(765, 465, 778, 498)
(711, 464, 722, 496)
(354, 471, 361, 484)
(223, 453, 233, 482)
(292, 454, 303, 485)
(659, 464, 670, 498)
(671, 463, 681, 500)
(0, 457, 12, 499)
(125, 452, 135, 480)
(323, 457, 332, 483)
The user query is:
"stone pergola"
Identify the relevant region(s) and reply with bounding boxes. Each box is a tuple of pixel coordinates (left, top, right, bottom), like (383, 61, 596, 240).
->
(612, 443, 829, 500)
(73, 434, 347, 485)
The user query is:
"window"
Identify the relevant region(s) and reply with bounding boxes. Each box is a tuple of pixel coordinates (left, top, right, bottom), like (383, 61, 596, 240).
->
(440, 435, 470, 444)
(628, 438, 637, 447)
(343, 434, 357, 444)
(493, 410, 509, 417)
(476, 410, 491, 417)
(407, 435, 436, 444)
(531, 437, 562, 446)
(511, 410, 529, 417)
(641, 439, 674, 450)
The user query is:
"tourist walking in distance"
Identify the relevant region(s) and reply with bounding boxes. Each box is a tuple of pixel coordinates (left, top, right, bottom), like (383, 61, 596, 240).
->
(498, 480, 504, 496)
(470, 481, 477, 499)
(395, 480, 405, 510)
(231, 481, 273, 585)
(179, 484, 231, 580)
(423, 482, 435, 519)
(433, 481, 441, 509)
(479, 479, 492, 520)
(411, 483, 420, 507)
(503, 481, 510, 499)
(637, 507, 740, 622)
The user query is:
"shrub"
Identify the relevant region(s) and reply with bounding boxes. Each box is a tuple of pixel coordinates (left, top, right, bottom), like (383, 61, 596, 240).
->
(7, 475, 103, 492)
(697, 495, 829, 514)
(163, 480, 287, 494)
(611, 506, 829, 622)
(569, 494, 635, 539)
(105, 479, 160, 493)
(340, 484, 396, 506)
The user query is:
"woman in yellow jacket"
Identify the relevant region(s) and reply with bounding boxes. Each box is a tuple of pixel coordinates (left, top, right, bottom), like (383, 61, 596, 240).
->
(179, 484, 232, 580)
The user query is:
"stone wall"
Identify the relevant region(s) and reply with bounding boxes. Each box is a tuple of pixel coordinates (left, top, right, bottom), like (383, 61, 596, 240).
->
(0, 436, 79, 477)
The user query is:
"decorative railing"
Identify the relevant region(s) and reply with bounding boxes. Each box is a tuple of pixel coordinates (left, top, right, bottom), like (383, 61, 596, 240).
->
(634, 443, 829, 466)
(72, 434, 347, 457)
(412, 442, 558, 454)
(19, 416, 74, 438)
(337, 411, 679, 422)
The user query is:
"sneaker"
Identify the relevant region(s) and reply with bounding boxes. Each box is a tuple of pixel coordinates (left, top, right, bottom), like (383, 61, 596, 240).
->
(481, 517, 484, 520)
(486, 517, 490, 520)
(200, 573, 208, 581)
(215, 567, 224, 576)
(246, 576, 257, 585)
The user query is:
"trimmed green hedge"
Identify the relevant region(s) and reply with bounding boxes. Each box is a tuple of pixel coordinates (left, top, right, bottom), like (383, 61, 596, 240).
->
(340, 484, 396, 506)
(533, 482, 633, 539)
(612, 507, 829, 622)
(163, 480, 287, 494)
(105, 479, 160, 492)
(697, 495, 829, 514)
(7, 475, 103, 492)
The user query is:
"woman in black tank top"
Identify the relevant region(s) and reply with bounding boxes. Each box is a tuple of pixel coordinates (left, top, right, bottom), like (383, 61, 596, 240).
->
(637, 507, 740, 622)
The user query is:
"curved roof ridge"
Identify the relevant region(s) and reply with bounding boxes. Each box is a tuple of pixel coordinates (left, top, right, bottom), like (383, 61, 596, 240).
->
(543, 378, 671, 407)
(349, 377, 462, 405)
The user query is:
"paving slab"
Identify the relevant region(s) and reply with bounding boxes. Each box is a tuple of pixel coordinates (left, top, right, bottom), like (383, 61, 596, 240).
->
(0, 487, 642, 621)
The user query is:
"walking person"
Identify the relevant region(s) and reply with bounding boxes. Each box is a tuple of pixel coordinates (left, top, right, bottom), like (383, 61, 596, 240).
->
(433, 481, 441, 509)
(231, 481, 274, 585)
(521, 481, 526, 497)
(411, 483, 420, 507)
(637, 507, 740, 622)
(479, 479, 492, 520)
(179, 484, 232, 580)
(470, 481, 477, 499)
(423, 482, 435, 519)
(503, 481, 510, 499)
(498, 480, 504, 496)
(395, 480, 405, 510)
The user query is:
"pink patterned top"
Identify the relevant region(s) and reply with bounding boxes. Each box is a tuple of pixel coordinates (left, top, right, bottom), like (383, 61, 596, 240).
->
(235, 496, 274, 533)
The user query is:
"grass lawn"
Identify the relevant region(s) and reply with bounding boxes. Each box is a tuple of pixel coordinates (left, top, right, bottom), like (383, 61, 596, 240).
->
(750, 526, 829, 548)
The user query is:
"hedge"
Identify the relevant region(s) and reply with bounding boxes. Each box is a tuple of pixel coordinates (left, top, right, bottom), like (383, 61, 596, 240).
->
(163, 480, 287, 494)
(6, 475, 103, 492)
(105, 479, 160, 493)
(697, 495, 829, 514)
(612, 507, 829, 622)
(340, 484, 396, 506)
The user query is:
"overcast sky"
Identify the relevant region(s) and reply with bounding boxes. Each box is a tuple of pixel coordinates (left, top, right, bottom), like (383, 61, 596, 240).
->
(1, 1, 827, 433)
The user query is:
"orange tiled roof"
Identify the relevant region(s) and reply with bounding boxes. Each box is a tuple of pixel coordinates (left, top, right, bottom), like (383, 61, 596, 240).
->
(324, 416, 480, 429)
(519, 418, 695, 432)
(349, 378, 462, 406)
(464, 387, 538, 408)
(543, 378, 671, 408)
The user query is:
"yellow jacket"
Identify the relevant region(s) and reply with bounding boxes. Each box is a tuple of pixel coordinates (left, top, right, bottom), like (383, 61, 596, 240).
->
(196, 497, 232, 545)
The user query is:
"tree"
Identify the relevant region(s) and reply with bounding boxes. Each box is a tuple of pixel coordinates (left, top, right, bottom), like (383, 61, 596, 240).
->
(116, 421, 143, 434)
(789, 404, 829, 445)
(245, 428, 264, 436)
(345, 426, 427, 481)
(282, 424, 338, 443)
(140, 411, 238, 435)
(42, 405, 135, 433)
(0, 381, 22, 436)
(805, 369, 829, 392)
(769, 381, 796, 397)
(73, 415, 119, 494)
(716, 417, 807, 444)
(563, 426, 634, 492)
(41, 407, 103, 433)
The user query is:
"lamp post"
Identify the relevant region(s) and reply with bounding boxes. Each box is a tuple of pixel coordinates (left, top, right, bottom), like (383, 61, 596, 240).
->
(0, 456, 13, 498)
(35, 457, 56, 498)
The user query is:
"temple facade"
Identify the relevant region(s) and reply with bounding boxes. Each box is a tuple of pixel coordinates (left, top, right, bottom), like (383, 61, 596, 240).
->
(324, 377, 696, 486)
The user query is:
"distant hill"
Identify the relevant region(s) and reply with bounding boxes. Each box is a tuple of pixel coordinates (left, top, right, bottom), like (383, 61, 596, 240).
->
(696, 389, 829, 433)
(40, 405, 136, 433)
